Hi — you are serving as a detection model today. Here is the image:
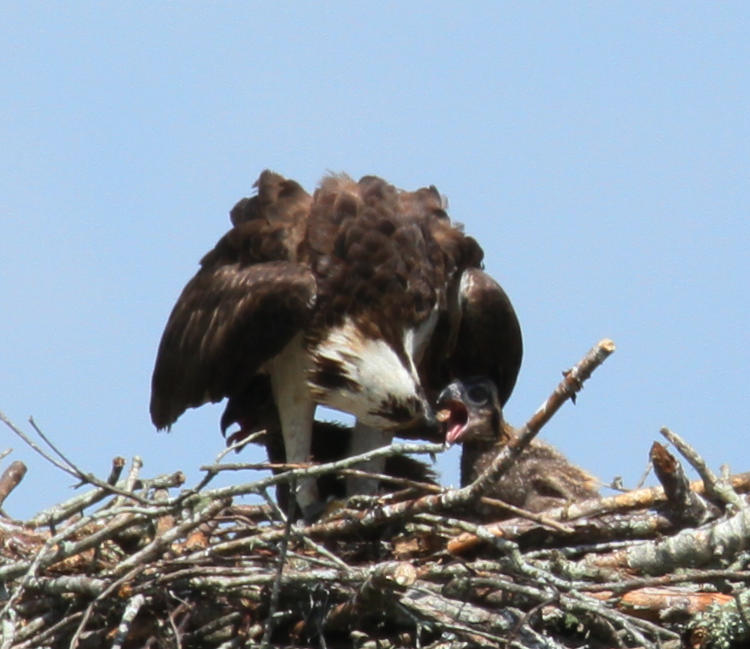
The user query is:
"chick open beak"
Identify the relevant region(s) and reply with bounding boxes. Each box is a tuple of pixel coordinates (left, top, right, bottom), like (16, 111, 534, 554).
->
(436, 381, 469, 446)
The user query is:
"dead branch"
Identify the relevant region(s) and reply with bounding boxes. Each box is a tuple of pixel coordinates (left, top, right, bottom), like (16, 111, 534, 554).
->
(0, 461, 26, 510)
(27, 469, 185, 529)
(660, 426, 744, 510)
(465, 338, 616, 502)
(650, 442, 717, 526)
(579, 505, 750, 575)
(447, 470, 750, 555)
(0, 411, 155, 507)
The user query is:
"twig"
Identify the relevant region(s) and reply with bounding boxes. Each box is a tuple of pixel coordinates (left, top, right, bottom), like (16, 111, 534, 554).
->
(0, 411, 153, 506)
(107, 456, 126, 485)
(465, 338, 616, 502)
(199, 441, 445, 479)
(581, 505, 750, 576)
(28, 416, 88, 482)
(447, 470, 750, 554)
(68, 565, 145, 649)
(398, 583, 564, 648)
(109, 456, 143, 508)
(660, 426, 744, 510)
(262, 478, 296, 647)
(12, 610, 84, 649)
(650, 442, 717, 526)
(0, 410, 76, 477)
(0, 505, 149, 586)
(27, 469, 185, 529)
(180, 441, 445, 514)
(0, 460, 27, 509)
(113, 497, 230, 576)
(110, 593, 147, 649)
(215, 429, 267, 463)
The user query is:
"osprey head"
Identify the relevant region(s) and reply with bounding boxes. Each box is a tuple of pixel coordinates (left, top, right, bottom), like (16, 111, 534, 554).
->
(437, 377, 504, 446)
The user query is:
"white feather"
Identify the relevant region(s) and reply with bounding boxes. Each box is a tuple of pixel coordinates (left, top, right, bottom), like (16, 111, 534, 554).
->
(309, 317, 426, 428)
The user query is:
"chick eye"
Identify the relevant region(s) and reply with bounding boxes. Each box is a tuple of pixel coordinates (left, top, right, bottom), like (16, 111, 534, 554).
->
(466, 384, 489, 404)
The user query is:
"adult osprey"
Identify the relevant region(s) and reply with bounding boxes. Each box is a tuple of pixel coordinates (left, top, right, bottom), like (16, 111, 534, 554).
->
(150, 171, 521, 517)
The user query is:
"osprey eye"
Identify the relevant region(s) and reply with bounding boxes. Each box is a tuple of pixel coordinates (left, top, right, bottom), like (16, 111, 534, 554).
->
(466, 385, 489, 404)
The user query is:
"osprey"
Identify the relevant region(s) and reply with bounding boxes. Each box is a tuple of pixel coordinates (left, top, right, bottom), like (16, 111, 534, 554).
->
(437, 377, 599, 514)
(150, 171, 520, 518)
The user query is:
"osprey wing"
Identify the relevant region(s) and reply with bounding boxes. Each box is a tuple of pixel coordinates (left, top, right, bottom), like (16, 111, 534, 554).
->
(150, 260, 316, 429)
(452, 268, 523, 407)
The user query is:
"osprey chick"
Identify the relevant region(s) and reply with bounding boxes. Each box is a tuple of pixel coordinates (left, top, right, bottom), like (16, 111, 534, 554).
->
(438, 377, 599, 514)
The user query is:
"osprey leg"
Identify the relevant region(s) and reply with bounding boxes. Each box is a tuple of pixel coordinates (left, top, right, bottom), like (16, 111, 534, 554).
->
(269, 339, 319, 518)
(345, 421, 393, 497)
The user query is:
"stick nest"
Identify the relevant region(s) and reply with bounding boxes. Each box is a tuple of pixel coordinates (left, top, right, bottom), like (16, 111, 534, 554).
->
(1, 340, 749, 649)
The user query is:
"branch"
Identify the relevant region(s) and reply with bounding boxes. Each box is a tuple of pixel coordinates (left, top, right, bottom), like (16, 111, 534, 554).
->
(305, 339, 616, 536)
(0, 411, 153, 506)
(660, 426, 744, 510)
(466, 338, 616, 501)
(0, 460, 27, 510)
(113, 497, 230, 576)
(447, 470, 750, 554)
(110, 594, 147, 649)
(27, 470, 185, 529)
(650, 441, 717, 526)
(582, 505, 750, 576)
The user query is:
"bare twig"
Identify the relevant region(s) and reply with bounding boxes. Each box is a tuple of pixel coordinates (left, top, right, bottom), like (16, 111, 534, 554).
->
(0, 460, 27, 509)
(262, 478, 296, 647)
(660, 426, 744, 510)
(109, 456, 143, 508)
(68, 565, 145, 649)
(107, 456, 126, 485)
(0, 411, 153, 506)
(27, 469, 185, 529)
(650, 442, 717, 525)
(578, 505, 750, 576)
(466, 338, 616, 502)
(447, 470, 750, 554)
(0, 410, 76, 477)
(113, 497, 230, 576)
(215, 429, 267, 463)
(199, 440, 445, 479)
(110, 593, 147, 649)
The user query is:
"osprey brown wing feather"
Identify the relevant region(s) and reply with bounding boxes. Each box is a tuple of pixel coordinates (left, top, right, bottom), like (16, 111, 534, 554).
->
(452, 268, 522, 407)
(150, 171, 314, 430)
(303, 175, 466, 353)
(150, 261, 316, 429)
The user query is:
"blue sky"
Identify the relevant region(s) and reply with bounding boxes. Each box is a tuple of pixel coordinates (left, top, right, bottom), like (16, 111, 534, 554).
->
(2, 3, 748, 519)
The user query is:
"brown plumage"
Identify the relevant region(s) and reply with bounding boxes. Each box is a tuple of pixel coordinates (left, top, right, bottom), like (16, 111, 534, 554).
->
(419, 267, 522, 409)
(438, 377, 599, 514)
(150, 171, 519, 518)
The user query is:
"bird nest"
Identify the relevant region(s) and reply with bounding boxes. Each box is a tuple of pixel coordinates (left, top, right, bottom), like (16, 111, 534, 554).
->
(1, 340, 749, 649)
